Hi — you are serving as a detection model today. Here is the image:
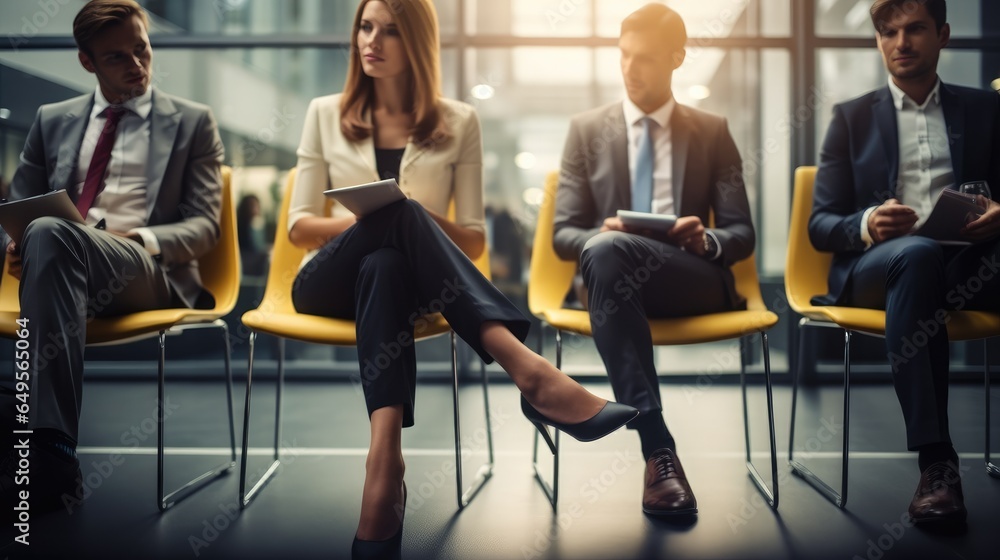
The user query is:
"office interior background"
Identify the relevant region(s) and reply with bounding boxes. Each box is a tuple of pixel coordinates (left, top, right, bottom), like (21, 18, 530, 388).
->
(0, 1, 999, 558)
(1, 0, 998, 381)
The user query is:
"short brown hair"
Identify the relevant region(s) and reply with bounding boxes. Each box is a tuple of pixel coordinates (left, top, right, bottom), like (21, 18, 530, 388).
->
(620, 3, 687, 56)
(73, 0, 150, 57)
(870, 0, 947, 33)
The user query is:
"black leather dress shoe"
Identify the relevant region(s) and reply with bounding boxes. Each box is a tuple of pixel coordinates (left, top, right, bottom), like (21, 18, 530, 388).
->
(908, 461, 966, 524)
(642, 448, 698, 516)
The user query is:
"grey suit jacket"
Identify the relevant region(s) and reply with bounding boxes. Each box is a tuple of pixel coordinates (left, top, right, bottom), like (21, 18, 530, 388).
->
(5, 89, 224, 308)
(553, 101, 755, 305)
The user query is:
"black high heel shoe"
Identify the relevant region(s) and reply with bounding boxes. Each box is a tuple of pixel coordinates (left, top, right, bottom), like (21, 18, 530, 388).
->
(352, 482, 407, 560)
(521, 395, 638, 449)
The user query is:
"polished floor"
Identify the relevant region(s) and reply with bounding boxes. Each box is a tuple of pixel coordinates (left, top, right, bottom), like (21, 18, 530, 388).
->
(2, 378, 998, 560)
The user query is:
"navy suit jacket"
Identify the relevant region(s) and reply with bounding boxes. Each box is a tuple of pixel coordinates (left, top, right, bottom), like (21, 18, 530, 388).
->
(808, 82, 1000, 304)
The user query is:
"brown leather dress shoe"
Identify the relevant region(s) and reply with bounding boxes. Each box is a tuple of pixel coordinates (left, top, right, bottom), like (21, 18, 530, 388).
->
(908, 461, 967, 524)
(642, 448, 697, 516)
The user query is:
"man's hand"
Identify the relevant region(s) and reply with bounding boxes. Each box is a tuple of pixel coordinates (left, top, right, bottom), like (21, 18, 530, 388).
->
(600, 216, 628, 233)
(962, 197, 1000, 242)
(666, 216, 707, 256)
(6, 241, 21, 280)
(867, 199, 918, 244)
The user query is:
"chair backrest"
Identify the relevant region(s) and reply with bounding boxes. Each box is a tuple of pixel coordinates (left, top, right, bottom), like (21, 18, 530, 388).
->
(199, 165, 240, 313)
(258, 168, 493, 316)
(0, 165, 237, 314)
(528, 172, 579, 316)
(529, 170, 768, 314)
(785, 166, 831, 311)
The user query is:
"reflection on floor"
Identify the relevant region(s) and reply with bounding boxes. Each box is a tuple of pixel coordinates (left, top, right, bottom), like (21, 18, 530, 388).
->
(3, 380, 997, 559)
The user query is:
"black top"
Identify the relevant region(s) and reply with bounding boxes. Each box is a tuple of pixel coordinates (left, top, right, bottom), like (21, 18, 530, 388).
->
(375, 147, 405, 182)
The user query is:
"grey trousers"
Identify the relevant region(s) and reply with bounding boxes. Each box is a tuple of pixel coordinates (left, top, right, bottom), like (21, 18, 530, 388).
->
(19, 217, 177, 442)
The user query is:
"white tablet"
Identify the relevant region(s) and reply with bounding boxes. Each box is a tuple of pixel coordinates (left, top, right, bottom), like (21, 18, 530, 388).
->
(323, 178, 406, 218)
(616, 209, 678, 232)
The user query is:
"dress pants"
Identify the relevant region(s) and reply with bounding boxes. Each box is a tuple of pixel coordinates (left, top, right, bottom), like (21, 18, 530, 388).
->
(292, 199, 530, 428)
(579, 231, 735, 427)
(20, 217, 178, 442)
(843, 235, 1000, 449)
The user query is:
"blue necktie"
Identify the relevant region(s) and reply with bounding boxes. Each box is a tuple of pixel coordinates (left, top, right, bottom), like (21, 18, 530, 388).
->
(632, 117, 654, 213)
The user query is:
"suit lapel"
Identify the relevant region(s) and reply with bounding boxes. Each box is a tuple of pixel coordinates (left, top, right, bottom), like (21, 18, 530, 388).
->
(873, 87, 900, 196)
(940, 83, 964, 183)
(610, 104, 630, 209)
(352, 109, 380, 181)
(146, 90, 181, 215)
(54, 95, 94, 193)
(670, 105, 690, 214)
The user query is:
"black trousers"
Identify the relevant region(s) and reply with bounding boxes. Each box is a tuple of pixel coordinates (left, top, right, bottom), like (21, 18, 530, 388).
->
(580, 231, 735, 428)
(843, 235, 1000, 450)
(20, 217, 178, 441)
(292, 199, 530, 427)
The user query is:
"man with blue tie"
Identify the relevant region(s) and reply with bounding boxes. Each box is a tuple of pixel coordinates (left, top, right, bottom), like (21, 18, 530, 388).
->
(810, 0, 1000, 524)
(0, 0, 224, 511)
(553, 3, 755, 516)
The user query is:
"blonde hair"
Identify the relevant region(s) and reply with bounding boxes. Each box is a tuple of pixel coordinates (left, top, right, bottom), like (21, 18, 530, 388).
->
(340, 0, 450, 147)
(73, 0, 150, 58)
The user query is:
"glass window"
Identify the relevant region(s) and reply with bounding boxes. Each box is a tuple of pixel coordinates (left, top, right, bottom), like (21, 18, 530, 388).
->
(816, 0, 992, 38)
(467, 0, 592, 37)
(597, 0, 791, 38)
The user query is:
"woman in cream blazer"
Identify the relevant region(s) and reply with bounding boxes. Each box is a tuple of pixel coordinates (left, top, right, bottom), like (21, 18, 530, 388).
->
(286, 2, 638, 558)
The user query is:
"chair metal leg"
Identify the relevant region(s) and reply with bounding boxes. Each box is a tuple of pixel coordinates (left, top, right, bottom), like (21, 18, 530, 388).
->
(740, 333, 779, 509)
(985, 340, 999, 478)
(157, 320, 239, 512)
(530, 325, 559, 511)
(452, 331, 494, 508)
(789, 325, 850, 508)
(239, 332, 284, 509)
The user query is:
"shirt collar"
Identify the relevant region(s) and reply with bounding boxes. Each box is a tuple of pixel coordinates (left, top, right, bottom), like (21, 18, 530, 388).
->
(622, 96, 676, 130)
(90, 85, 154, 120)
(887, 77, 941, 111)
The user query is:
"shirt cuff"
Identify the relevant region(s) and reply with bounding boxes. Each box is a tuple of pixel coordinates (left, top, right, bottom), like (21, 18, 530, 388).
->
(130, 227, 161, 256)
(860, 206, 877, 249)
(706, 230, 723, 261)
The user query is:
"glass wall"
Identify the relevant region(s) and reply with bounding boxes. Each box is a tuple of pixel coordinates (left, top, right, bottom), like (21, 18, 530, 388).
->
(1, 0, 998, 378)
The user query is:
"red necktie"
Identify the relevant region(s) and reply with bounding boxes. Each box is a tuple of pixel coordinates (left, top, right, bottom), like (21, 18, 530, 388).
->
(77, 106, 127, 217)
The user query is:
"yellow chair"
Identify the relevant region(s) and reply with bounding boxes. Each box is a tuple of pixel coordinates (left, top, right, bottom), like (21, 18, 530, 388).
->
(0, 166, 239, 511)
(238, 168, 495, 509)
(786, 166, 1000, 508)
(527, 171, 780, 509)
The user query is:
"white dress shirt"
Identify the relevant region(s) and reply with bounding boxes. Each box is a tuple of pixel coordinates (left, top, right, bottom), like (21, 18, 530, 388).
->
(75, 86, 160, 254)
(861, 78, 954, 246)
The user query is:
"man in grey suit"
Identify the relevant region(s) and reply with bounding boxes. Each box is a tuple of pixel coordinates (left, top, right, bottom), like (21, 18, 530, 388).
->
(0, 0, 223, 511)
(554, 3, 754, 516)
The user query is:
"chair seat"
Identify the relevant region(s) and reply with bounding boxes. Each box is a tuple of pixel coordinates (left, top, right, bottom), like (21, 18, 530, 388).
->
(0, 308, 230, 345)
(241, 309, 452, 345)
(542, 307, 780, 345)
(795, 305, 1000, 341)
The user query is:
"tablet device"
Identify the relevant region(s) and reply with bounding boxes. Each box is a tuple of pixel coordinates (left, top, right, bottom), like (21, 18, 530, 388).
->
(911, 188, 984, 245)
(0, 190, 85, 245)
(323, 178, 406, 218)
(617, 209, 678, 232)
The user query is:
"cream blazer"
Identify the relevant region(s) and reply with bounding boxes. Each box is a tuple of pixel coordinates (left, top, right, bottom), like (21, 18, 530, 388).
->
(288, 93, 486, 266)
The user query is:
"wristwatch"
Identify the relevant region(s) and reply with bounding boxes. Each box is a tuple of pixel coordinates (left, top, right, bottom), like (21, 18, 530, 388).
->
(703, 233, 718, 257)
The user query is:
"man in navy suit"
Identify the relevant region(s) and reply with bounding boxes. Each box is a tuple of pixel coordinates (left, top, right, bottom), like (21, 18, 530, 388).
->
(810, 0, 1000, 524)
